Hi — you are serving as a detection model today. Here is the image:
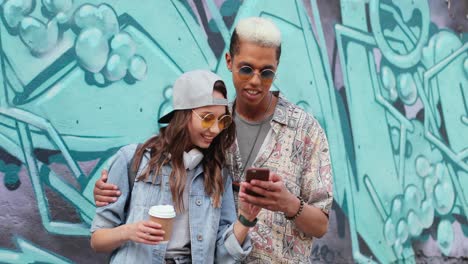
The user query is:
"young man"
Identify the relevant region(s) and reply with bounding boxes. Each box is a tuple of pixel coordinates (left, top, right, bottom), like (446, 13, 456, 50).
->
(94, 17, 333, 263)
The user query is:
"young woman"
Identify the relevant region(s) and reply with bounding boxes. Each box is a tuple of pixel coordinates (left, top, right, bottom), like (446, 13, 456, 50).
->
(90, 70, 260, 264)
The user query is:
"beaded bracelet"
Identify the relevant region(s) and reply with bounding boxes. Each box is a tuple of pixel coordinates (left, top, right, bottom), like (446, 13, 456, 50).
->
(285, 195, 304, 221)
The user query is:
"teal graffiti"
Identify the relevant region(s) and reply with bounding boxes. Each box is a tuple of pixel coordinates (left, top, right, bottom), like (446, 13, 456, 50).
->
(1, 0, 215, 261)
(0, 236, 70, 263)
(336, 0, 467, 262)
(2, 0, 147, 83)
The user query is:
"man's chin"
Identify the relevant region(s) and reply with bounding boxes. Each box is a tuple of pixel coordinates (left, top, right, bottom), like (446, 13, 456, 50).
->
(237, 96, 263, 107)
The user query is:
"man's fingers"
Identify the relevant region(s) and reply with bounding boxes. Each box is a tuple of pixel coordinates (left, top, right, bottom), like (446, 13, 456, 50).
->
(250, 179, 276, 190)
(95, 180, 118, 191)
(95, 201, 109, 207)
(239, 182, 275, 208)
(101, 170, 108, 181)
(241, 182, 269, 199)
(248, 185, 271, 197)
(269, 172, 282, 182)
(239, 182, 251, 195)
(94, 195, 117, 203)
(96, 169, 119, 191)
(96, 189, 121, 197)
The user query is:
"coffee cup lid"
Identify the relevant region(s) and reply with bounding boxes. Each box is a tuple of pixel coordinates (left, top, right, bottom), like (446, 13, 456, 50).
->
(149, 205, 176, 218)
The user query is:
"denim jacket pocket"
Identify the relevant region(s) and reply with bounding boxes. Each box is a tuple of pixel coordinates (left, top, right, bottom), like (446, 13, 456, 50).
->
(151, 242, 168, 264)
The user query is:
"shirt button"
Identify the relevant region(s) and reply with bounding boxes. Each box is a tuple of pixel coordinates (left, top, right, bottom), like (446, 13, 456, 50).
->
(196, 199, 202, 206)
(197, 234, 203, 241)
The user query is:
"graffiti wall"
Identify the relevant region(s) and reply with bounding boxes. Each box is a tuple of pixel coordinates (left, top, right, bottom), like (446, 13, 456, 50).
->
(0, 0, 466, 263)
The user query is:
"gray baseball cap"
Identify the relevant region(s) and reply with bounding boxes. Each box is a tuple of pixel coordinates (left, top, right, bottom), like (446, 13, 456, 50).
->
(158, 70, 228, 123)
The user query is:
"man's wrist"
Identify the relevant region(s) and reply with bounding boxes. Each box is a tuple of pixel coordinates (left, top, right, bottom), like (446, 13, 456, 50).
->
(284, 195, 301, 217)
(285, 195, 305, 221)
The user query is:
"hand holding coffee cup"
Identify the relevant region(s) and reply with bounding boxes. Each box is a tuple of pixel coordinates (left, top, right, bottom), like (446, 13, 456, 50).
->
(125, 220, 165, 245)
(148, 205, 176, 241)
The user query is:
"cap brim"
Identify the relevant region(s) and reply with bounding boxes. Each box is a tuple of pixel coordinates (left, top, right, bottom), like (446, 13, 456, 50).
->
(158, 111, 175, 123)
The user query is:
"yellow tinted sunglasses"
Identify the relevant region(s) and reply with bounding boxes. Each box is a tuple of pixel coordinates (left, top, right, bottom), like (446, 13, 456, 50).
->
(192, 110, 232, 130)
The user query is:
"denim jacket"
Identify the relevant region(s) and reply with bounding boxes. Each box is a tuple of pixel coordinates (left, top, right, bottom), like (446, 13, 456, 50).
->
(91, 144, 252, 263)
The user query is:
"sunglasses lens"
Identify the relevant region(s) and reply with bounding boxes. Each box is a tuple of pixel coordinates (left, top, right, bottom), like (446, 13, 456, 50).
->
(238, 66, 276, 86)
(261, 70, 275, 80)
(238, 66, 253, 80)
(201, 113, 216, 128)
(218, 115, 232, 130)
(261, 70, 275, 86)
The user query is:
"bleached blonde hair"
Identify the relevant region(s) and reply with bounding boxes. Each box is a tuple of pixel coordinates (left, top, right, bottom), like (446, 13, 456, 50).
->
(229, 17, 282, 60)
(236, 17, 281, 47)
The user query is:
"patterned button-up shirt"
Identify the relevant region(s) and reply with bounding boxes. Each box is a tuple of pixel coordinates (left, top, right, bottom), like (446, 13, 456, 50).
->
(226, 93, 333, 263)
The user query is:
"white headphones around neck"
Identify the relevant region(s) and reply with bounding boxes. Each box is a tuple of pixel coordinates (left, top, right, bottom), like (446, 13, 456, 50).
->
(183, 148, 204, 170)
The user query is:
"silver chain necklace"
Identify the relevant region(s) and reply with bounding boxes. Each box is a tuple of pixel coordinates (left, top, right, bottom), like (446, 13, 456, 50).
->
(237, 92, 273, 175)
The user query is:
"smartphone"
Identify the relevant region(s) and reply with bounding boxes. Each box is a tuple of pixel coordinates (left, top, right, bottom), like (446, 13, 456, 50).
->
(245, 168, 270, 197)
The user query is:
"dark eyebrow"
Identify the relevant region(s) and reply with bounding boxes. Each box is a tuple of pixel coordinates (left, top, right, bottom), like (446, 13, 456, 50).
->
(261, 65, 276, 70)
(237, 62, 253, 68)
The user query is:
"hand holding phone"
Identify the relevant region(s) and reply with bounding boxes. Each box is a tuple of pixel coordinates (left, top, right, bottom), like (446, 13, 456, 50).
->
(245, 168, 270, 197)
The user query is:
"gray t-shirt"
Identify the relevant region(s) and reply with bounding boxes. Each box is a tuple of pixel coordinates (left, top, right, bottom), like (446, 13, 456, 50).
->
(235, 112, 273, 171)
(165, 168, 193, 258)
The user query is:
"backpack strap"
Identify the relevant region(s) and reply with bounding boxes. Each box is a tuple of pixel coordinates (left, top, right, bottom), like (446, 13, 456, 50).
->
(124, 143, 143, 214)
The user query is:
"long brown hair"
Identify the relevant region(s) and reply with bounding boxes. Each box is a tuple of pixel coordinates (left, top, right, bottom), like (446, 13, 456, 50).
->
(132, 81, 236, 212)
